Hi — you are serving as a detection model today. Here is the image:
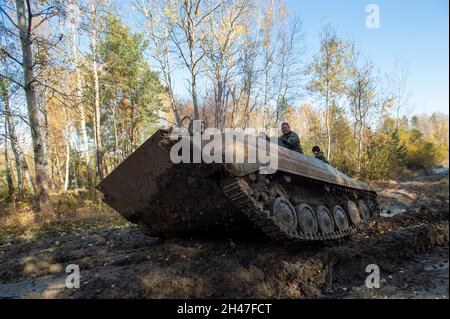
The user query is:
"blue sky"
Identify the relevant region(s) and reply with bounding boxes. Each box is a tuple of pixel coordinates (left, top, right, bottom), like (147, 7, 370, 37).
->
(116, 0, 449, 116)
(285, 0, 449, 115)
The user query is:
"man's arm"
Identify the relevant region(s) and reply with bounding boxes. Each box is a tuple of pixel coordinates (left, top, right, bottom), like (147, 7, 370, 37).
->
(286, 133, 303, 154)
(284, 134, 299, 148)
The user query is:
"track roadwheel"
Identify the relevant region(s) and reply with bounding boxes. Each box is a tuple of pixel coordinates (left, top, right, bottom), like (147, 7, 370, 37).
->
(269, 197, 297, 235)
(358, 199, 371, 220)
(346, 200, 361, 225)
(295, 204, 319, 235)
(333, 205, 349, 231)
(316, 205, 334, 234)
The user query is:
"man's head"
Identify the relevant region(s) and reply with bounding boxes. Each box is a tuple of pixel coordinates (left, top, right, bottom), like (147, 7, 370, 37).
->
(312, 146, 321, 155)
(281, 122, 291, 135)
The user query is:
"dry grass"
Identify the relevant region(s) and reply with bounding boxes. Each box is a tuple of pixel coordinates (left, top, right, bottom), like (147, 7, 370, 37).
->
(0, 190, 131, 242)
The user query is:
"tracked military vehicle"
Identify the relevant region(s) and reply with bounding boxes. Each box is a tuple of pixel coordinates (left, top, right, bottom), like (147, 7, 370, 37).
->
(97, 123, 379, 242)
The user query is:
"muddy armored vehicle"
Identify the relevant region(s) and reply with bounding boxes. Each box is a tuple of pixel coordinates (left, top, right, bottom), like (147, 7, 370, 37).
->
(97, 124, 379, 243)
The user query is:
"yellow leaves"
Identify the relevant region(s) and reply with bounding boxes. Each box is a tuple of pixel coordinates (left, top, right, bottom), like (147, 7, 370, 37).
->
(163, 9, 178, 22)
(282, 106, 297, 124)
(279, 3, 288, 19)
(235, 25, 247, 36)
(163, 6, 178, 22)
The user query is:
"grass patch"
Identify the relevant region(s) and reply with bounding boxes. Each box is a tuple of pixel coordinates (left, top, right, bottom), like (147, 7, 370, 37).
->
(0, 189, 132, 243)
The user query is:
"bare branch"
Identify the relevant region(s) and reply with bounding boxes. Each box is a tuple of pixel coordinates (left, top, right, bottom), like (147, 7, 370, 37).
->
(0, 73, 24, 88)
(0, 6, 19, 29)
(195, 0, 224, 27)
(26, 0, 32, 36)
(0, 47, 23, 66)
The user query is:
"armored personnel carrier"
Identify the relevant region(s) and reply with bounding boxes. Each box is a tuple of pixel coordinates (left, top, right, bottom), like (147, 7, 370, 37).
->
(97, 124, 379, 242)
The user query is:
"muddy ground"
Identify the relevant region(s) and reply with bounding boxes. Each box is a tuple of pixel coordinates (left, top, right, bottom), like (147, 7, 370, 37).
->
(0, 172, 448, 299)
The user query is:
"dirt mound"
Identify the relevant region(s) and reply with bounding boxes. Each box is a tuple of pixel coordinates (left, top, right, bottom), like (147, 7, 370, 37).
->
(373, 172, 449, 217)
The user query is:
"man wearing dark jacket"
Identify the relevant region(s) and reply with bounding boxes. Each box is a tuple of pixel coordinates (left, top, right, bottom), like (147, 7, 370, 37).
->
(279, 122, 303, 154)
(312, 146, 329, 164)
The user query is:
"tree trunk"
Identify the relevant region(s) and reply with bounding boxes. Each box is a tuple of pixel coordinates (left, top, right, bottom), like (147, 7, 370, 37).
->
(112, 103, 119, 163)
(54, 146, 64, 186)
(73, 146, 81, 188)
(91, 11, 103, 179)
(15, 0, 53, 213)
(263, 52, 270, 130)
(325, 87, 332, 161)
(395, 107, 400, 133)
(49, 156, 56, 190)
(3, 117, 14, 200)
(191, 72, 200, 120)
(4, 88, 36, 197)
(166, 71, 181, 126)
(325, 108, 331, 161)
(1, 80, 22, 194)
(70, 5, 92, 187)
(129, 100, 135, 154)
(64, 135, 71, 192)
(357, 123, 363, 177)
(41, 89, 50, 174)
(186, 18, 200, 120)
(93, 62, 103, 179)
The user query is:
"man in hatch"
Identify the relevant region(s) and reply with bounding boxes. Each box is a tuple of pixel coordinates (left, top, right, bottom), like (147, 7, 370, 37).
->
(279, 122, 303, 154)
(312, 145, 329, 164)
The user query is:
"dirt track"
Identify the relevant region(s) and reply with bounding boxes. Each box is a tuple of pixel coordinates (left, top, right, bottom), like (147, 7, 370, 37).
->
(0, 172, 448, 299)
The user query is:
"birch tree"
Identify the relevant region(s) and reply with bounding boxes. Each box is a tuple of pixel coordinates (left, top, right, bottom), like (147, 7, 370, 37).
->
(202, 0, 249, 129)
(2, 104, 14, 200)
(307, 26, 352, 160)
(68, 0, 92, 186)
(135, 0, 183, 126)
(347, 58, 377, 176)
(85, 0, 107, 179)
(0, 78, 36, 196)
(3, 0, 59, 212)
(391, 60, 410, 132)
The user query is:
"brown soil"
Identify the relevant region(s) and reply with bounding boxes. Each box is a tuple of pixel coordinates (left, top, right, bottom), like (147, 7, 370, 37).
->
(0, 172, 448, 299)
